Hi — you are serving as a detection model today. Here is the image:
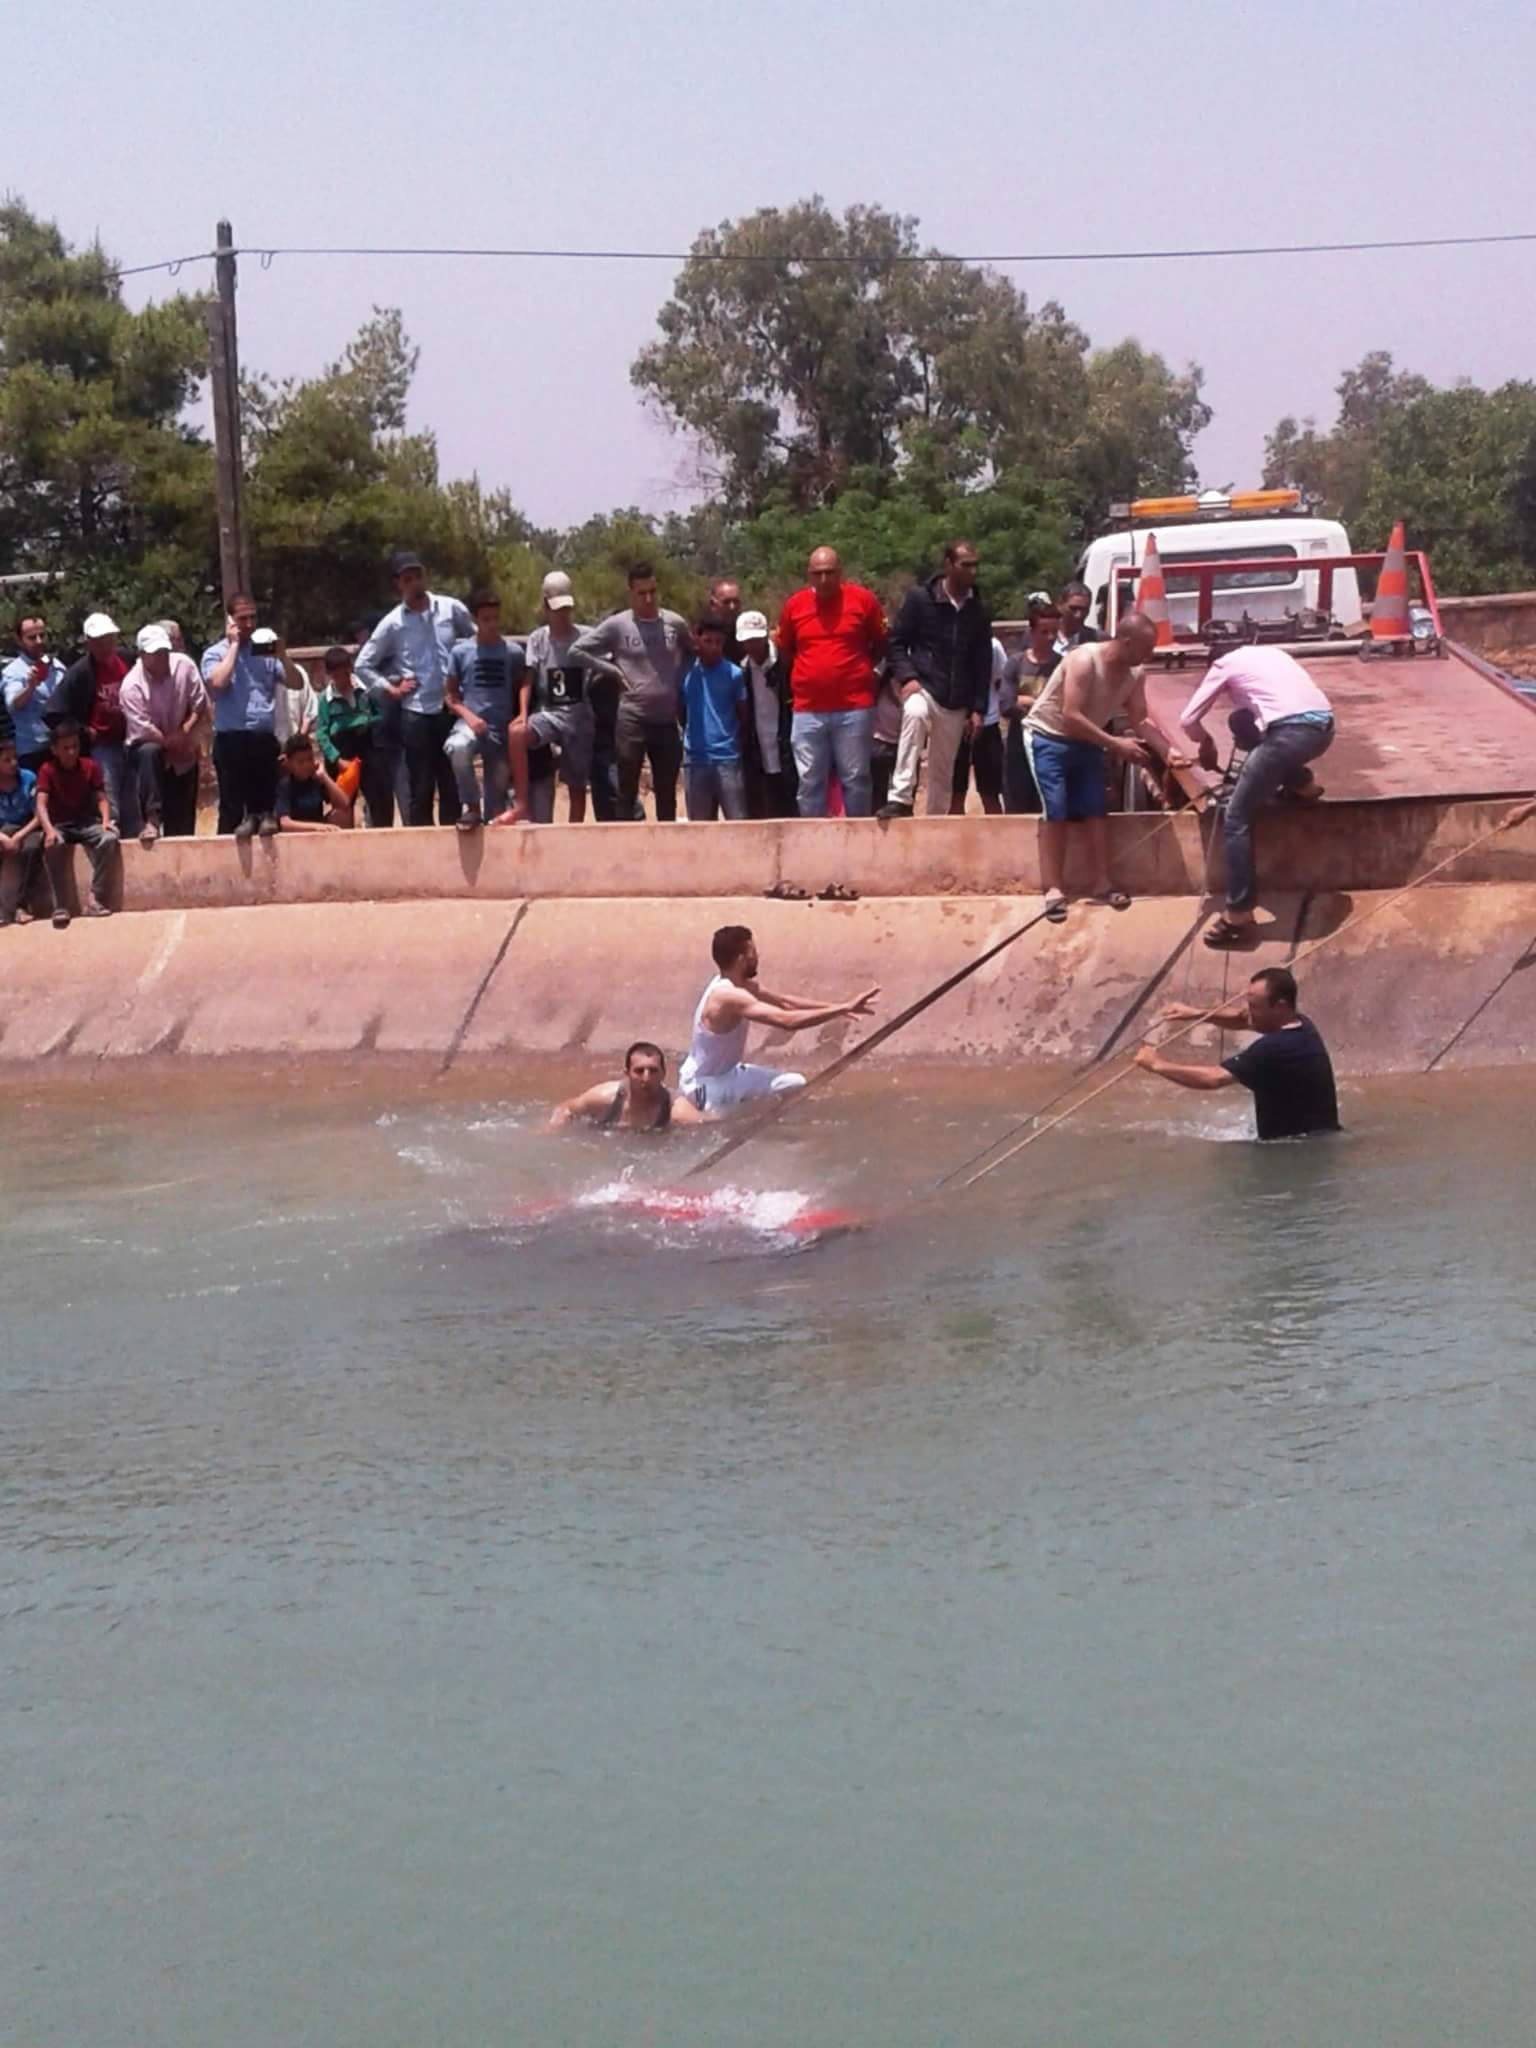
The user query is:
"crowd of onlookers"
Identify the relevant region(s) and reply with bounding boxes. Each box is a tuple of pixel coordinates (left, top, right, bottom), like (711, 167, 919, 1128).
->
(0, 542, 1108, 924)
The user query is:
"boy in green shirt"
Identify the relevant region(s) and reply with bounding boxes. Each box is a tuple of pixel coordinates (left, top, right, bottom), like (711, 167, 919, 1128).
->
(316, 646, 387, 826)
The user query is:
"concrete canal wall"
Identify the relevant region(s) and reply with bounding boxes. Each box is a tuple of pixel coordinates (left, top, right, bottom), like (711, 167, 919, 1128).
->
(4, 803, 1536, 1076)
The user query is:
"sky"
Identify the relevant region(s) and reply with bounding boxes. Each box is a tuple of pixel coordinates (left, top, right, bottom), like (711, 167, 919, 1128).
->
(10, 0, 1535, 534)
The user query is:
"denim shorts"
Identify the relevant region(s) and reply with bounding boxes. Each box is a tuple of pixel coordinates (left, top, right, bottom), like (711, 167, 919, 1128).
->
(1024, 731, 1107, 821)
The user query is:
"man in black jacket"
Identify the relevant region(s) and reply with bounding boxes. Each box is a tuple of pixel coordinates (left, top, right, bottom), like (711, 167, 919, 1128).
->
(877, 541, 992, 818)
(58, 610, 140, 836)
(736, 610, 797, 817)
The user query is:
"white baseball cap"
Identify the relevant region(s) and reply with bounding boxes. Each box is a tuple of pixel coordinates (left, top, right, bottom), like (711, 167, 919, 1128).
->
(136, 625, 173, 655)
(541, 570, 575, 611)
(250, 626, 279, 647)
(736, 610, 770, 640)
(83, 611, 120, 639)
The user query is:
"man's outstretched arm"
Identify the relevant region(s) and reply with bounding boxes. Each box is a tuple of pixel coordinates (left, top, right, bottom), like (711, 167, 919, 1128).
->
(1134, 1044, 1237, 1092)
(731, 987, 879, 1034)
(1161, 999, 1252, 1033)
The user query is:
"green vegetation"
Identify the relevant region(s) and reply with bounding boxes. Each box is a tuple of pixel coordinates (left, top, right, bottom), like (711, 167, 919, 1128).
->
(4, 199, 1535, 651)
(1265, 351, 1536, 595)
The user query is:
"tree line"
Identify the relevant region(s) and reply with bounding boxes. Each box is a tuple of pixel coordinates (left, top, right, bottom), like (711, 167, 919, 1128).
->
(3, 196, 1533, 651)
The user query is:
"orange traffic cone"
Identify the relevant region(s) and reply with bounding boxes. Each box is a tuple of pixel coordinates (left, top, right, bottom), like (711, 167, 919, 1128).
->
(1134, 532, 1174, 647)
(1371, 520, 1410, 639)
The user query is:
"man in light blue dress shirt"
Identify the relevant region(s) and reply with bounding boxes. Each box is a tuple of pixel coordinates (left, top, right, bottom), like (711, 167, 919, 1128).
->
(200, 596, 310, 837)
(355, 549, 474, 826)
(2, 613, 68, 771)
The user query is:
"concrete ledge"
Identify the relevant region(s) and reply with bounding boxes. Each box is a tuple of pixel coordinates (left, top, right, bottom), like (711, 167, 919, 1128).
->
(45, 795, 1536, 915)
(4, 884, 1536, 1075)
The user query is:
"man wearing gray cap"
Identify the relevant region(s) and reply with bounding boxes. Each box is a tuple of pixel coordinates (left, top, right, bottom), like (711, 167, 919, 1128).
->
(122, 625, 209, 842)
(355, 549, 474, 826)
(59, 610, 140, 836)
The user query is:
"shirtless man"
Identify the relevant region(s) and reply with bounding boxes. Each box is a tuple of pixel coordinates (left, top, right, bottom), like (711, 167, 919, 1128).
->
(1023, 610, 1188, 921)
(549, 1041, 703, 1131)
(679, 924, 879, 1115)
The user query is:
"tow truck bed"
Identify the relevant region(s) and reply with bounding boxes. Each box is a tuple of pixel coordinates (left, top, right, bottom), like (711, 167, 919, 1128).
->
(1142, 645, 1536, 803)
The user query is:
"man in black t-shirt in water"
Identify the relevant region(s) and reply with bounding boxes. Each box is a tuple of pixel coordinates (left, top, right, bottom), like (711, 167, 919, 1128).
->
(1134, 966, 1340, 1140)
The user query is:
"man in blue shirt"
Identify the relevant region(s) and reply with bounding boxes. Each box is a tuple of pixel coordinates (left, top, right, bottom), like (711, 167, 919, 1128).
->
(2, 613, 68, 772)
(445, 590, 528, 829)
(200, 595, 311, 838)
(680, 615, 748, 821)
(355, 549, 474, 827)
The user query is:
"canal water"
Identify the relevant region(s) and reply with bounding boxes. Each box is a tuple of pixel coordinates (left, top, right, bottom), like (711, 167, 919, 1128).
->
(5, 1060, 1534, 2045)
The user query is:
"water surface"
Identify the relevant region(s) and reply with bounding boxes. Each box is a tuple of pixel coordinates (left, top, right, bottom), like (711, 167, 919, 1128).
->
(5, 1061, 1534, 2045)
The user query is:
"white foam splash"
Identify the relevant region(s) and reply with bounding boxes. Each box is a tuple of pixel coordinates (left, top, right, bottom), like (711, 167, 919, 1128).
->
(398, 1144, 455, 1176)
(575, 1180, 821, 1237)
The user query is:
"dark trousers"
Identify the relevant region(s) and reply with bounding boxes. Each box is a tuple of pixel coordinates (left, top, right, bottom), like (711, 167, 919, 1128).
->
(1003, 721, 1042, 815)
(952, 723, 1005, 809)
(744, 757, 798, 819)
(213, 730, 279, 835)
(616, 707, 683, 823)
(589, 733, 623, 821)
(44, 820, 119, 910)
(360, 745, 399, 829)
(134, 744, 200, 837)
(358, 745, 404, 827)
(403, 709, 460, 827)
(0, 839, 40, 920)
(871, 739, 899, 814)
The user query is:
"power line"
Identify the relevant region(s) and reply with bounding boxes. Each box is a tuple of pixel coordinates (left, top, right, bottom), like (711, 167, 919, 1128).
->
(111, 227, 1536, 282)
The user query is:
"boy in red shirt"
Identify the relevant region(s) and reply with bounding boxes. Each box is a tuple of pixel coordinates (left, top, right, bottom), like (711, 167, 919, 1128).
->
(775, 547, 886, 816)
(36, 717, 120, 926)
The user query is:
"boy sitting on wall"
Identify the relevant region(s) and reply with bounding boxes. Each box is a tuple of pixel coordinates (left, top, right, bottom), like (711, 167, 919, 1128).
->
(0, 735, 43, 925)
(36, 717, 120, 926)
(275, 733, 352, 833)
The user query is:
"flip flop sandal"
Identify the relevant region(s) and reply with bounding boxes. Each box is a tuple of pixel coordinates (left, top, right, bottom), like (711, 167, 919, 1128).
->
(817, 883, 860, 902)
(1203, 914, 1254, 948)
(764, 881, 811, 900)
(1089, 890, 1133, 911)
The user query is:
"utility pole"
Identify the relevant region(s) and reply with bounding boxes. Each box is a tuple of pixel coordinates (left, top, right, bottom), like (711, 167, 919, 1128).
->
(206, 219, 251, 605)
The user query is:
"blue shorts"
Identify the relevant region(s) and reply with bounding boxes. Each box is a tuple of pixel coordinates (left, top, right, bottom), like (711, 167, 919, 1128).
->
(1025, 731, 1107, 822)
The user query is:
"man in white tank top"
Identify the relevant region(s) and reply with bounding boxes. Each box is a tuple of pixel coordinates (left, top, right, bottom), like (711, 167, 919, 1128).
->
(679, 924, 879, 1114)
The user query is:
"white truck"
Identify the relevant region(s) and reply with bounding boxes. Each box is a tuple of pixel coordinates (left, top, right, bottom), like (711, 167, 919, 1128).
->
(1075, 489, 1362, 639)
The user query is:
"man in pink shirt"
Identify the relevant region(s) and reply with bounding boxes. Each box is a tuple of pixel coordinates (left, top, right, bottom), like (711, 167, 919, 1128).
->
(121, 624, 210, 843)
(1179, 644, 1334, 947)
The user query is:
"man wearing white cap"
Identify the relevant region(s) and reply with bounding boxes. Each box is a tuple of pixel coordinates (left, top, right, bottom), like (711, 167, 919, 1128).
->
(59, 610, 140, 836)
(121, 625, 210, 842)
(513, 570, 598, 824)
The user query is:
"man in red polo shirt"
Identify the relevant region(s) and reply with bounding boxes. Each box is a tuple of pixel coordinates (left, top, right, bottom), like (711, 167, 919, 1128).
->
(776, 547, 886, 816)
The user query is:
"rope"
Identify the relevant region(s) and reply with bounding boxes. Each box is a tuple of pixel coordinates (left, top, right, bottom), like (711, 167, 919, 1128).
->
(946, 795, 1536, 1192)
(686, 784, 1214, 1182)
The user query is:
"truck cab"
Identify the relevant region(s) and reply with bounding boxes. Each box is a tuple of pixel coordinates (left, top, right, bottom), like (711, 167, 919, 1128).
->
(1077, 489, 1362, 638)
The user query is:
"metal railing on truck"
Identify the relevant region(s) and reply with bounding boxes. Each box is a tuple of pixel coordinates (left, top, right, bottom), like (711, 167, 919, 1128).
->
(1109, 547, 1444, 656)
